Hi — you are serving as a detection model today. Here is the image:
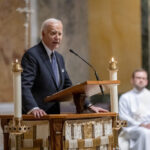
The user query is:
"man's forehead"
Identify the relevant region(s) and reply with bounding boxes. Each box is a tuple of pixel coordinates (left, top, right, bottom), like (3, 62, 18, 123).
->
(47, 21, 62, 27)
(134, 71, 147, 77)
(46, 22, 63, 30)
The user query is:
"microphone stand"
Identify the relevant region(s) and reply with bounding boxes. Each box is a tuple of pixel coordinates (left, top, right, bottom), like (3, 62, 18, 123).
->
(69, 49, 104, 95)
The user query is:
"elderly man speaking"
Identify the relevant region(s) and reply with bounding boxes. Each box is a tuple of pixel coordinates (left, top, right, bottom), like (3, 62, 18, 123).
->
(21, 18, 108, 118)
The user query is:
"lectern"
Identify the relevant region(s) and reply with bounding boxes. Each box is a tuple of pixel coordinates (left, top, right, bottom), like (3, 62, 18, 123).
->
(0, 80, 127, 150)
(45, 80, 120, 113)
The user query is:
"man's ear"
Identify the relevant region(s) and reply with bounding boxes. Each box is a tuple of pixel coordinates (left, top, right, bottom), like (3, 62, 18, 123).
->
(42, 31, 45, 37)
(145, 79, 148, 87)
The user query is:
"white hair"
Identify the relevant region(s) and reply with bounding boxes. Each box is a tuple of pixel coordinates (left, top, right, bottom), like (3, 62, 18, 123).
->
(40, 18, 62, 38)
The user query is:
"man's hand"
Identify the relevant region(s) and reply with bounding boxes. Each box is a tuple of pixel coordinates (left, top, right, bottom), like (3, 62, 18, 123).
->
(29, 108, 47, 118)
(88, 105, 109, 113)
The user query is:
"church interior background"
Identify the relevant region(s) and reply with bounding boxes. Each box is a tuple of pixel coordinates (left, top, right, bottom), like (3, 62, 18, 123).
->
(0, 0, 149, 149)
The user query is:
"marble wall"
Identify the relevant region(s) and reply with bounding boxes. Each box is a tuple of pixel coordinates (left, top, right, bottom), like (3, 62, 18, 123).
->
(0, 0, 89, 102)
(88, 0, 142, 93)
(36, 0, 142, 93)
(37, 0, 89, 84)
(0, 0, 147, 102)
(0, 0, 25, 102)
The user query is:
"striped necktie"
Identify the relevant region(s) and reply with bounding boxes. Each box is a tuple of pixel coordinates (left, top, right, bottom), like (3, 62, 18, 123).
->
(51, 52, 60, 86)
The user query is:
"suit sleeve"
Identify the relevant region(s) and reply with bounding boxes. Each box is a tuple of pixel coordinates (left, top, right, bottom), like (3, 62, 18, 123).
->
(84, 97, 91, 108)
(21, 52, 39, 113)
(61, 56, 72, 89)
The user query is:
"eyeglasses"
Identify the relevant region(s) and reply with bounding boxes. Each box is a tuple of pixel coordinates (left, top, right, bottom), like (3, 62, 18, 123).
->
(134, 76, 147, 80)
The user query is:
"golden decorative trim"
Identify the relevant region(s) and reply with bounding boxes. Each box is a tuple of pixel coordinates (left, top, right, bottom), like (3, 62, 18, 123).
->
(12, 59, 23, 72)
(109, 57, 118, 71)
(112, 116, 127, 148)
(113, 120, 127, 130)
(63, 117, 114, 149)
(64, 135, 113, 148)
(4, 117, 30, 135)
(83, 123, 93, 138)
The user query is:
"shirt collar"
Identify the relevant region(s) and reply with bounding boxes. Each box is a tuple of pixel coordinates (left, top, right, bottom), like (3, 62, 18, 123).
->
(42, 41, 54, 57)
(133, 87, 146, 93)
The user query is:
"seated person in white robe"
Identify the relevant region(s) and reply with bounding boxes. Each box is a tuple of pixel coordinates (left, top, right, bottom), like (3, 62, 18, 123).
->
(119, 68, 150, 150)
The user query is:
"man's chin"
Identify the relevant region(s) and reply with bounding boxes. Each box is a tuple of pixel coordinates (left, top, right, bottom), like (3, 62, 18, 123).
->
(136, 87, 145, 91)
(52, 44, 60, 50)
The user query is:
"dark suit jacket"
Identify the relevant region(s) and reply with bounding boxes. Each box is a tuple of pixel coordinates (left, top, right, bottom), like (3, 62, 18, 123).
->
(21, 42, 72, 114)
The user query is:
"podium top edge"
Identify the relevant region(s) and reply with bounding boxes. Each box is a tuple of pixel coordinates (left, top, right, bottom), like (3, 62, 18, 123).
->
(82, 80, 120, 85)
(0, 112, 117, 120)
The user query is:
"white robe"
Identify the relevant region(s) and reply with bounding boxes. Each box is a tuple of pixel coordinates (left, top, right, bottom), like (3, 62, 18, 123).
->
(119, 88, 150, 150)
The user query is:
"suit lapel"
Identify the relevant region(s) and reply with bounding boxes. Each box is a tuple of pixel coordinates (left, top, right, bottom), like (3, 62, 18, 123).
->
(39, 42, 58, 88)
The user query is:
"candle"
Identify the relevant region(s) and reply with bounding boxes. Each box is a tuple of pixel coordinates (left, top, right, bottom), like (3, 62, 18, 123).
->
(109, 57, 119, 113)
(12, 59, 23, 118)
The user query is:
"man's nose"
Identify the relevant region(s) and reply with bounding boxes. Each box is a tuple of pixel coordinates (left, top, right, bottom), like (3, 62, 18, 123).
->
(55, 34, 60, 39)
(140, 78, 145, 82)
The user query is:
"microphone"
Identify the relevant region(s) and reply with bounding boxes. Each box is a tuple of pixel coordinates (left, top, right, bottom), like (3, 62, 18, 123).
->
(69, 49, 104, 95)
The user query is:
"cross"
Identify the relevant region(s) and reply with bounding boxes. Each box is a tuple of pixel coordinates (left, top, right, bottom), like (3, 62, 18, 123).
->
(16, 0, 34, 51)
